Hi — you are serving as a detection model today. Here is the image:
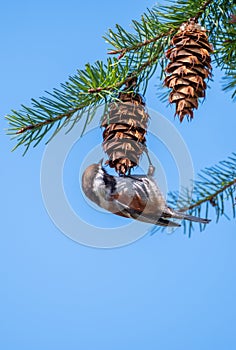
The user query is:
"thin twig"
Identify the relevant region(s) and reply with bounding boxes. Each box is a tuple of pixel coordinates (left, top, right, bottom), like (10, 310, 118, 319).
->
(16, 107, 84, 134)
(108, 0, 214, 58)
(182, 178, 236, 211)
(88, 75, 135, 93)
(192, 0, 214, 21)
(108, 29, 174, 56)
(89, 52, 160, 94)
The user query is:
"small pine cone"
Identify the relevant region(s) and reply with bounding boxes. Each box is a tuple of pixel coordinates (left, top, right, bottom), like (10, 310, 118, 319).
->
(101, 91, 149, 175)
(164, 20, 213, 121)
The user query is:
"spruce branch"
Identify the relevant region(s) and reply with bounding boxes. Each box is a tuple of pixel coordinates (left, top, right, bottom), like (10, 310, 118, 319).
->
(6, 0, 235, 152)
(107, 28, 175, 58)
(223, 68, 236, 101)
(151, 153, 236, 237)
(107, 0, 213, 58)
(183, 178, 236, 212)
(105, 0, 236, 100)
(6, 52, 162, 154)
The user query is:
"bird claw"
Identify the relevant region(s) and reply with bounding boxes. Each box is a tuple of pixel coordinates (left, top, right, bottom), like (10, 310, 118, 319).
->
(147, 164, 155, 176)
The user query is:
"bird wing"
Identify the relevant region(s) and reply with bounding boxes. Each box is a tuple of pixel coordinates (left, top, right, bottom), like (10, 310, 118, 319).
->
(112, 176, 149, 212)
(110, 177, 180, 227)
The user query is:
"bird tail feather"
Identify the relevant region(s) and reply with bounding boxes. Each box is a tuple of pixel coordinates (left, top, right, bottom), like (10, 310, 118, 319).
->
(182, 214, 211, 224)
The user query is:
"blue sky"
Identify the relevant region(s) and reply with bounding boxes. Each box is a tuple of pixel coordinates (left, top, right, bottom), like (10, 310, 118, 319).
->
(1, 1, 236, 349)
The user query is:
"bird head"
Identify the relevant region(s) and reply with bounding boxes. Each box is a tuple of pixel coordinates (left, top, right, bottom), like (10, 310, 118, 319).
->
(81, 159, 108, 204)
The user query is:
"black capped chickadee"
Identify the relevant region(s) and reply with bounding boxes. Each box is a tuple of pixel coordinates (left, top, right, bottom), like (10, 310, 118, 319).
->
(82, 161, 211, 227)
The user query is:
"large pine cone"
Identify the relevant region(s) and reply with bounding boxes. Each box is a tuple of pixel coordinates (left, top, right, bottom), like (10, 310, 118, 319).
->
(101, 91, 149, 175)
(164, 20, 213, 121)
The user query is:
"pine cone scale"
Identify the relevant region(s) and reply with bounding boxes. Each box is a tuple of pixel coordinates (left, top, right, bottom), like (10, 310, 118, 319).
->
(164, 20, 213, 121)
(101, 89, 149, 174)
